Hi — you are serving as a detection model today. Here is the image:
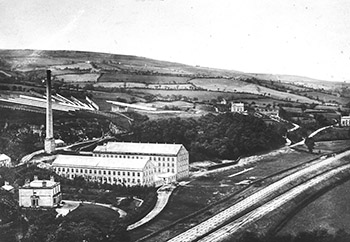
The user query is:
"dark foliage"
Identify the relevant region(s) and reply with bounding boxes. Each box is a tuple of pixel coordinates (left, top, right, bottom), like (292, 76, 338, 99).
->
(128, 113, 285, 162)
(305, 137, 315, 153)
(6, 166, 158, 242)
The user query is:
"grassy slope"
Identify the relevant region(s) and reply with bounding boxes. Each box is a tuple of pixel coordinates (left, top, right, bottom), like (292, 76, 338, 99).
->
(190, 78, 319, 103)
(0, 49, 348, 106)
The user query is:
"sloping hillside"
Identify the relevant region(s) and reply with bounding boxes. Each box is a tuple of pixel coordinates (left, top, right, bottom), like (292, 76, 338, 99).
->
(0, 49, 348, 106)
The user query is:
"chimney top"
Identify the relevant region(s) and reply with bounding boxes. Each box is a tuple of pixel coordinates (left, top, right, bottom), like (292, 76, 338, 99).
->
(34, 175, 38, 180)
(50, 176, 54, 182)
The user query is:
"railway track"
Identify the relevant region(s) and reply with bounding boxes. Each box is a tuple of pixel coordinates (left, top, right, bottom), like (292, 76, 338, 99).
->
(197, 162, 350, 242)
(166, 150, 350, 242)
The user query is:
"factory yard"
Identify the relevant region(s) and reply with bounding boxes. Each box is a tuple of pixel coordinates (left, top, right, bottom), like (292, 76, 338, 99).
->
(130, 140, 350, 242)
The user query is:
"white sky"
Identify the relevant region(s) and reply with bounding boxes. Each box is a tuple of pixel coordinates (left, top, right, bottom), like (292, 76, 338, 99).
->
(1, 0, 350, 81)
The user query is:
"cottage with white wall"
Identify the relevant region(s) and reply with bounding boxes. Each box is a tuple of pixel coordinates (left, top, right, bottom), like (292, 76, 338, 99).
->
(0, 154, 12, 167)
(341, 116, 350, 126)
(231, 102, 245, 113)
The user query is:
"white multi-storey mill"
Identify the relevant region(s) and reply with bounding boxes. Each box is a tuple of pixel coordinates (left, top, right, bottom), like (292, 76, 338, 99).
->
(52, 155, 155, 186)
(93, 142, 189, 182)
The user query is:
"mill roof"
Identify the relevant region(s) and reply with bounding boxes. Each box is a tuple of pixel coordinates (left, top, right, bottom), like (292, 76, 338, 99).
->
(93, 142, 184, 156)
(53, 154, 150, 171)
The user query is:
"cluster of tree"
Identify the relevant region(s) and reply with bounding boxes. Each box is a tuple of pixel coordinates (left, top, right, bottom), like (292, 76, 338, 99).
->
(224, 229, 350, 242)
(0, 190, 18, 224)
(0, 107, 117, 163)
(60, 176, 157, 211)
(0, 124, 43, 163)
(126, 113, 286, 162)
(313, 127, 350, 142)
(19, 208, 129, 242)
(53, 116, 110, 144)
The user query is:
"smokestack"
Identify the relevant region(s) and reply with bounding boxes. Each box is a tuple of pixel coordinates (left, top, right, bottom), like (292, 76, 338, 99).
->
(44, 70, 56, 154)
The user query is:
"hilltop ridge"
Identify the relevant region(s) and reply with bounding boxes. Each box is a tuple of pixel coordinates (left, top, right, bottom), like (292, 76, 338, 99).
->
(0, 49, 349, 109)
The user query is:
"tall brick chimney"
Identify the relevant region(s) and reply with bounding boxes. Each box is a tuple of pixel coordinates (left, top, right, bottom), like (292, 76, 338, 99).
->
(44, 70, 55, 154)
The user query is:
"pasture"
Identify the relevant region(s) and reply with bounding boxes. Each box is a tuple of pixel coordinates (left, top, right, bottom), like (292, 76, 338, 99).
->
(94, 81, 194, 90)
(190, 78, 319, 103)
(58, 73, 100, 82)
(299, 91, 349, 105)
(52, 62, 93, 70)
(135, 89, 260, 102)
(98, 73, 190, 84)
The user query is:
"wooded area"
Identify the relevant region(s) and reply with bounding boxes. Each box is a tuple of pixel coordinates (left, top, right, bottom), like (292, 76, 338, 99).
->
(127, 113, 286, 162)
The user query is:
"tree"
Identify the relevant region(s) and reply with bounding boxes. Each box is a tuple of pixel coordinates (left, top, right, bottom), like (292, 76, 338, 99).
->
(305, 137, 315, 153)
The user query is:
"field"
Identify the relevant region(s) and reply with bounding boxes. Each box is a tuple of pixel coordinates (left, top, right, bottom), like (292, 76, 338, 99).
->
(57, 73, 100, 82)
(10, 57, 66, 70)
(67, 203, 120, 222)
(299, 91, 350, 105)
(94, 82, 194, 90)
(190, 78, 319, 103)
(95, 82, 147, 88)
(132, 89, 262, 102)
(98, 73, 190, 84)
(249, 73, 346, 91)
(313, 127, 350, 142)
(51, 69, 82, 76)
(53, 62, 93, 70)
(279, 173, 350, 235)
(147, 101, 194, 109)
(138, 109, 210, 120)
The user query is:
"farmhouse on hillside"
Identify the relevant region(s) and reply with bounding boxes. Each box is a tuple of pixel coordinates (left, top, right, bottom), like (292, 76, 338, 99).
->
(341, 116, 350, 126)
(0, 154, 12, 167)
(231, 102, 245, 113)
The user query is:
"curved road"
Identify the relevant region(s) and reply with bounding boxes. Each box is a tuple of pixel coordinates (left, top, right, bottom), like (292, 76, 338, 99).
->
(127, 185, 176, 231)
(290, 125, 333, 148)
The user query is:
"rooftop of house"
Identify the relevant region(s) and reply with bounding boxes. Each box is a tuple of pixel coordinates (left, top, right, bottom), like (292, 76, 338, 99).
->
(53, 154, 151, 171)
(21, 176, 58, 189)
(1, 182, 14, 191)
(93, 142, 184, 156)
(0, 154, 10, 161)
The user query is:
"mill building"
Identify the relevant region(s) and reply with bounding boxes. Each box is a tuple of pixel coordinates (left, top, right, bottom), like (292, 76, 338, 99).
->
(52, 155, 155, 186)
(93, 142, 189, 181)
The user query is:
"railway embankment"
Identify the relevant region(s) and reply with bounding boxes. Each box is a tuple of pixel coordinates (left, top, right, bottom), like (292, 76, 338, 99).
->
(219, 161, 350, 242)
(165, 150, 350, 242)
